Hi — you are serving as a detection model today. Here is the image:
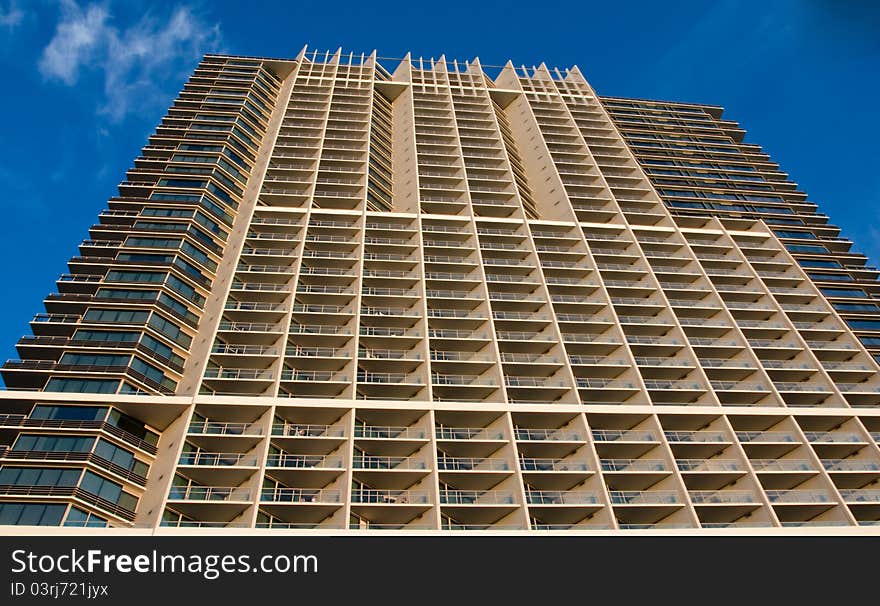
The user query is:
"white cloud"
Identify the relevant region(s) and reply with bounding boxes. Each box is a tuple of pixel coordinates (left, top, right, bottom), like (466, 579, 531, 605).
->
(39, 1, 222, 120)
(38, 1, 108, 85)
(0, 1, 24, 28)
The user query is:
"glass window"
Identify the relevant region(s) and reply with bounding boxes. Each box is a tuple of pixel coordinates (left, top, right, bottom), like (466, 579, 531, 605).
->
(63, 507, 108, 528)
(833, 302, 880, 312)
(821, 287, 867, 298)
(13, 434, 95, 452)
(45, 378, 120, 394)
(773, 230, 817, 240)
(30, 405, 108, 421)
(0, 503, 66, 526)
(798, 259, 841, 268)
(787, 244, 828, 253)
(808, 272, 852, 282)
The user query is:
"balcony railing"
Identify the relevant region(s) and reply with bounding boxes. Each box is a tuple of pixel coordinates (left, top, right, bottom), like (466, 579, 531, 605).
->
(750, 459, 814, 472)
(688, 490, 758, 504)
(260, 488, 342, 503)
(437, 457, 510, 471)
(664, 430, 729, 443)
(519, 458, 590, 472)
(355, 425, 427, 440)
(188, 421, 262, 437)
(266, 453, 344, 468)
(765, 489, 833, 504)
(272, 423, 346, 438)
(352, 455, 428, 470)
(838, 489, 880, 503)
(168, 485, 250, 502)
(601, 458, 668, 472)
(608, 490, 680, 505)
(526, 491, 599, 505)
(591, 429, 657, 442)
(676, 459, 744, 472)
(440, 490, 516, 505)
(178, 452, 258, 467)
(735, 431, 798, 443)
(435, 427, 505, 441)
(352, 489, 430, 504)
(515, 428, 583, 441)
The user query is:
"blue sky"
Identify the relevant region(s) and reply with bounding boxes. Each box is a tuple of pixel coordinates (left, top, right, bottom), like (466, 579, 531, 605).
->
(0, 0, 878, 366)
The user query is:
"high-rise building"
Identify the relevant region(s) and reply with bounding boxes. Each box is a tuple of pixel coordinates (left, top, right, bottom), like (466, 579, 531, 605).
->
(2, 48, 879, 533)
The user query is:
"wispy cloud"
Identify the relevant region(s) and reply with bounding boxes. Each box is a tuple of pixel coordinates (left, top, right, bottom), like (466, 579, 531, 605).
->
(39, 0, 222, 121)
(0, 1, 24, 28)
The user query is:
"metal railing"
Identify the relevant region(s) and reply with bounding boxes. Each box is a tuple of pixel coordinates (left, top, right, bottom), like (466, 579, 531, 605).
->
(526, 491, 599, 505)
(440, 490, 516, 505)
(272, 423, 345, 438)
(168, 485, 250, 502)
(260, 488, 341, 503)
(601, 458, 668, 472)
(351, 489, 430, 504)
(437, 457, 510, 471)
(676, 459, 743, 472)
(352, 455, 428, 470)
(435, 427, 505, 441)
(266, 453, 344, 468)
(592, 429, 658, 442)
(608, 490, 681, 505)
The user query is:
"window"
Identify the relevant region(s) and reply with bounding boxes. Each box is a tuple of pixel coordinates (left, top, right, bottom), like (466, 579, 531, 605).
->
(668, 200, 704, 209)
(148, 314, 192, 348)
(107, 410, 159, 446)
(130, 357, 177, 391)
(80, 471, 138, 511)
(13, 434, 95, 452)
(773, 230, 817, 239)
(821, 287, 867, 298)
(105, 271, 166, 284)
(72, 329, 140, 343)
(84, 308, 150, 324)
(834, 302, 880, 312)
(808, 272, 852, 282)
(44, 378, 120, 394)
(63, 507, 108, 528)
(859, 336, 880, 347)
(799, 259, 841, 269)
(0, 503, 66, 526)
(787, 244, 828, 253)
(95, 288, 158, 301)
(59, 353, 131, 367)
(30, 405, 108, 421)
(847, 320, 880, 331)
(0, 467, 81, 487)
(94, 439, 148, 477)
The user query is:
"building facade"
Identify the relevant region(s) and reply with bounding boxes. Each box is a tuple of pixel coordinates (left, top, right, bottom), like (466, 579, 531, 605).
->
(2, 48, 880, 532)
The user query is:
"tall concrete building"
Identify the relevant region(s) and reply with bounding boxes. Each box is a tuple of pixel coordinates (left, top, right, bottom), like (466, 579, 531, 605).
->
(2, 48, 880, 532)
